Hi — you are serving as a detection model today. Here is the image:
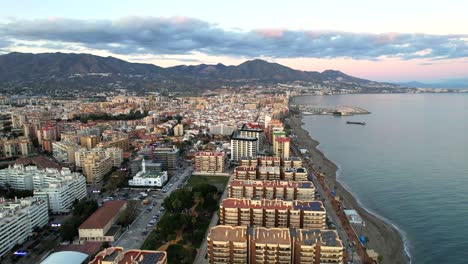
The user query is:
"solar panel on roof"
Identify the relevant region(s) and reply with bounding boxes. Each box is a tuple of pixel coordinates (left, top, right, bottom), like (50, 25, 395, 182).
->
(140, 253, 164, 264)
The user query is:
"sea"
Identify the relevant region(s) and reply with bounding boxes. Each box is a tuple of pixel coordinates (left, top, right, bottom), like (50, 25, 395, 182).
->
(293, 93, 468, 264)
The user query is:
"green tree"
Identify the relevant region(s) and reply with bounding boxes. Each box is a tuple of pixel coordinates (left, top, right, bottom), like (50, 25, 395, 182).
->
(167, 244, 193, 264)
(119, 200, 139, 227)
(60, 220, 77, 242)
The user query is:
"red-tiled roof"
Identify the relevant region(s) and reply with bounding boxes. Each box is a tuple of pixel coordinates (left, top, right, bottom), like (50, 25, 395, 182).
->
(79, 200, 127, 230)
(275, 137, 291, 143)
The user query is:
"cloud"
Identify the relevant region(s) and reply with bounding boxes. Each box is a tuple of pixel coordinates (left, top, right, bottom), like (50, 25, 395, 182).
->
(0, 16, 467, 60)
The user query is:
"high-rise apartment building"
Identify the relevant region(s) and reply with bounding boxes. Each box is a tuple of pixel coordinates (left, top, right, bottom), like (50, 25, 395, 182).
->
(274, 137, 291, 159)
(33, 168, 87, 213)
(52, 141, 80, 165)
(234, 166, 257, 180)
(239, 156, 302, 168)
(173, 123, 184, 137)
(11, 113, 26, 129)
(75, 147, 123, 183)
(194, 151, 225, 173)
(228, 180, 315, 201)
(283, 167, 308, 181)
(80, 135, 100, 149)
(147, 147, 179, 171)
(0, 137, 32, 158)
(239, 123, 263, 151)
(207, 225, 343, 264)
(283, 157, 303, 168)
(0, 165, 87, 213)
(209, 124, 237, 136)
(233, 165, 308, 181)
(219, 198, 326, 229)
(0, 197, 49, 258)
(230, 132, 258, 161)
(257, 166, 281, 180)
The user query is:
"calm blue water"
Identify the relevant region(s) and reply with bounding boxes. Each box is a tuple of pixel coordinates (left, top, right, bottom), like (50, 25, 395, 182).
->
(293, 94, 468, 264)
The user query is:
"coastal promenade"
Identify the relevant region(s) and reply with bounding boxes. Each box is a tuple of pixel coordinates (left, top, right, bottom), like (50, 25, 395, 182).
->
(290, 140, 362, 264)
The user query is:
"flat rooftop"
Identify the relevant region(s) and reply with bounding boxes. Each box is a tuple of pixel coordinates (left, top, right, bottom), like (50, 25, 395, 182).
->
(137, 171, 166, 179)
(229, 179, 314, 189)
(293, 229, 342, 247)
(235, 166, 256, 172)
(208, 225, 248, 243)
(284, 167, 307, 173)
(251, 227, 291, 245)
(221, 198, 324, 212)
(209, 226, 342, 248)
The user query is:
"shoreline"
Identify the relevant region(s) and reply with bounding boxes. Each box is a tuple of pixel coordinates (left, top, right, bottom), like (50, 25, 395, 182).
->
(289, 114, 410, 264)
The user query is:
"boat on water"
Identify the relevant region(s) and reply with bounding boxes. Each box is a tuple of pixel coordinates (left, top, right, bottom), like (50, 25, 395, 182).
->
(346, 121, 366, 125)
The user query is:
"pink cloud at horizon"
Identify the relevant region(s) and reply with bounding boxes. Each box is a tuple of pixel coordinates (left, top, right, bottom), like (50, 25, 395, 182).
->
(275, 57, 468, 82)
(255, 28, 285, 38)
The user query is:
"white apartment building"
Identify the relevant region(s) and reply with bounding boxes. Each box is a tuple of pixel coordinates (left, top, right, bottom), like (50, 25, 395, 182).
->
(0, 197, 48, 258)
(33, 168, 87, 214)
(105, 147, 123, 167)
(209, 124, 237, 136)
(230, 131, 258, 161)
(52, 141, 80, 165)
(239, 124, 263, 151)
(0, 164, 34, 190)
(0, 165, 87, 214)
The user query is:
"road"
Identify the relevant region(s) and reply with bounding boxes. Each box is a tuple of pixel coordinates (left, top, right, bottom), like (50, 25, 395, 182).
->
(113, 165, 193, 249)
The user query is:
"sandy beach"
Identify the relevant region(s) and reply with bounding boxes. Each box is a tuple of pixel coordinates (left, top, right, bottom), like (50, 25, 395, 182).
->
(289, 114, 409, 264)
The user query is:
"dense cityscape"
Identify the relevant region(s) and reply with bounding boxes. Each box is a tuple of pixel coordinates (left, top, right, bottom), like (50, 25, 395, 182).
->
(0, 86, 382, 264)
(1, 1, 467, 264)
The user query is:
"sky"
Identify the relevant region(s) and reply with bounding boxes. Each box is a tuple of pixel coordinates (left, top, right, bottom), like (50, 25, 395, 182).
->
(0, 0, 467, 82)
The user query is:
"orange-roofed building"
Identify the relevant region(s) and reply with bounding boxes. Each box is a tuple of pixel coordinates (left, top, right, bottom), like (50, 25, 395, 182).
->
(79, 200, 127, 242)
(89, 247, 167, 264)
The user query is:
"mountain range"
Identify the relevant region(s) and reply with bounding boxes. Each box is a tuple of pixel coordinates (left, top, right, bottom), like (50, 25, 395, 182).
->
(0, 52, 403, 95)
